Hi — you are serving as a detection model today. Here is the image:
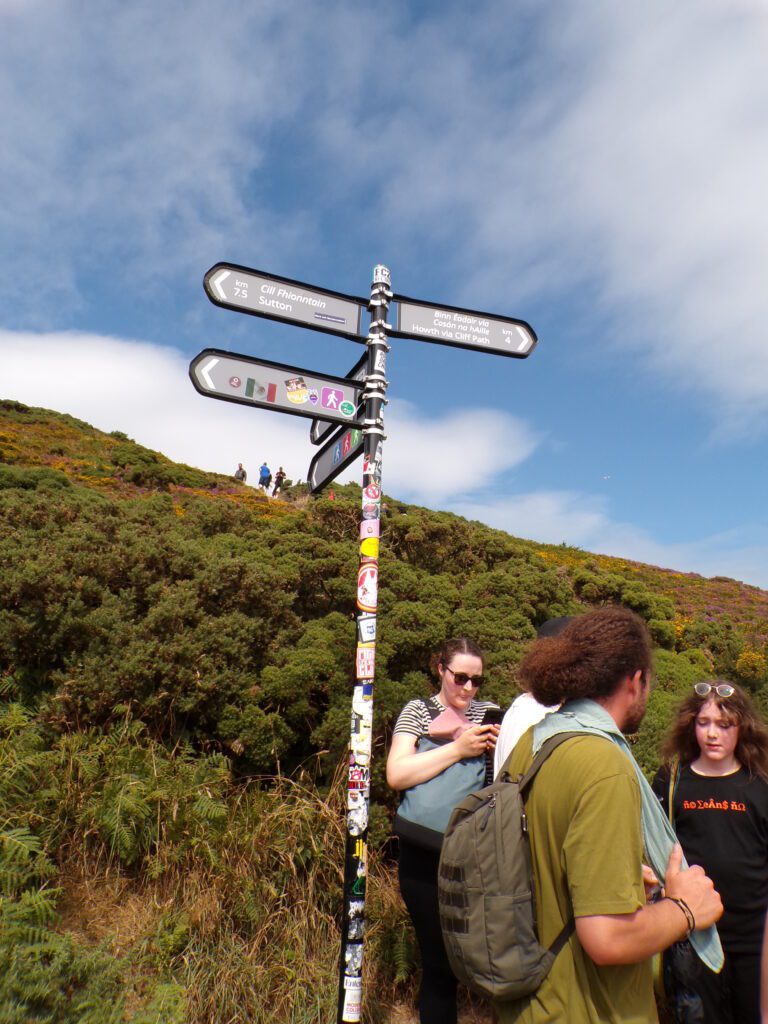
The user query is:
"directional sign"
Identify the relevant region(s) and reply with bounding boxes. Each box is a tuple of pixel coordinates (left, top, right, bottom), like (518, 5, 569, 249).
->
(204, 263, 367, 342)
(310, 352, 369, 446)
(308, 423, 364, 493)
(391, 296, 537, 358)
(189, 349, 364, 426)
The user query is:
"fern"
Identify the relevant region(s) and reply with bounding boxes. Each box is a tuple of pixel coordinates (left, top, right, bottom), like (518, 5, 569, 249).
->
(392, 920, 417, 986)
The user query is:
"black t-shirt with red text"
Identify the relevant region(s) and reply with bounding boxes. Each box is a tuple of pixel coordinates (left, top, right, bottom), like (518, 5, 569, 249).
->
(652, 763, 768, 954)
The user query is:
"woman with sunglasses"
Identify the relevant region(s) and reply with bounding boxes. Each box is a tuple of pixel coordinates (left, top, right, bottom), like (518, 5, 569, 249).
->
(387, 637, 500, 1024)
(652, 681, 768, 1024)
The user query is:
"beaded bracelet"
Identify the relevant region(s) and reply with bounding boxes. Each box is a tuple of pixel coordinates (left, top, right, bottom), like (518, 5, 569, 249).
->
(665, 896, 696, 936)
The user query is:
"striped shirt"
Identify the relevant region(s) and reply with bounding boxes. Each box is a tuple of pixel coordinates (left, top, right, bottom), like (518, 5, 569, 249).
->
(394, 694, 500, 737)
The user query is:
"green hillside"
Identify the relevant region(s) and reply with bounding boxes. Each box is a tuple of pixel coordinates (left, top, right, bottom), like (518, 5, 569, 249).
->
(1, 397, 767, 1022)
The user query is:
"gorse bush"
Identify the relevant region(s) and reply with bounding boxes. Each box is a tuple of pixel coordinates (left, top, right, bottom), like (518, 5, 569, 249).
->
(1, 402, 766, 1021)
(0, 465, 71, 491)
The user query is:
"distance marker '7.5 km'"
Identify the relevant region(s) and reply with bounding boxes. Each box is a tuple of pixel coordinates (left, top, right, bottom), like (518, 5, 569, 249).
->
(204, 262, 367, 342)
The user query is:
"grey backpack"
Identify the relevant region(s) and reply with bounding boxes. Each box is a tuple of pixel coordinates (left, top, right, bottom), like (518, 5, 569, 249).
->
(438, 732, 579, 1001)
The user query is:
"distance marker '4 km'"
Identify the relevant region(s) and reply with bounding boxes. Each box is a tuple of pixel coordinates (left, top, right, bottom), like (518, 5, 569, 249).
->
(392, 296, 537, 357)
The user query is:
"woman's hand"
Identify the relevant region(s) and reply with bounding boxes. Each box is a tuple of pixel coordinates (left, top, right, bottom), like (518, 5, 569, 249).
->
(455, 724, 499, 758)
(386, 723, 501, 790)
(485, 723, 500, 750)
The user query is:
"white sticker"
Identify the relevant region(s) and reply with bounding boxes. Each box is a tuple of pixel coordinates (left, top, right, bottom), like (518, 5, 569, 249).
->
(358, 616, 377, 643)
(356, 645, 375, 679)
(342, 976, 363, 1022)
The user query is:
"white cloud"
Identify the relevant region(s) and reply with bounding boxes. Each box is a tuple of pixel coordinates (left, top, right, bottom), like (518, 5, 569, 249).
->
(383, 400, 538, 503)
(451, 491, 768, 590)
(4, 0, 767, 424)
(313, 0, 768, 422)
(2, 329, 765, 587)
(0, 0, 313, 324)
(0, 331, 538, 497)
(451, 491, 610, 548)
(0, 330, 311, 481)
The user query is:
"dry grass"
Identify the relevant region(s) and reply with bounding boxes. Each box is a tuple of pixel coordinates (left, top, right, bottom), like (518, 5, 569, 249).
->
(57, 869, 163, 955)
(47, 760, 498, 1023)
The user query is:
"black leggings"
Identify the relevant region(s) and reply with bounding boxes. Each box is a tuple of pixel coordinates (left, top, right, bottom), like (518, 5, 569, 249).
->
(398, 839, 457, 1024)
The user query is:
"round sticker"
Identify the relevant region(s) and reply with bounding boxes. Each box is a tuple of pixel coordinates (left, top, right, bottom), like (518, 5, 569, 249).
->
(229, 376, 242, 388)
(357, 564, 378, 612)
(285, 377, 310, 404)
(360, 519, 380, 539)
(340, 400, 355, 417)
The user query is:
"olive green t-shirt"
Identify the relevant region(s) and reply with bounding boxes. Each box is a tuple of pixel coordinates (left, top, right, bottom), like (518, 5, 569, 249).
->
(496, 732, 657, 1024)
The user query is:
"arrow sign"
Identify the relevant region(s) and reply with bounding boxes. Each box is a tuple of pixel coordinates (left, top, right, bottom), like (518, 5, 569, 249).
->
(391, 296, 537, 358)
(204, 263, 367, 342)
(310, 352, 369, 446)
(308, 422, 364, 493)
(189, 349, 364, 426)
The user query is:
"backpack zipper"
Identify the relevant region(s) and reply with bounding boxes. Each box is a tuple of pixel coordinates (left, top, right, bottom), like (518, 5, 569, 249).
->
(480, 793, 496, 831)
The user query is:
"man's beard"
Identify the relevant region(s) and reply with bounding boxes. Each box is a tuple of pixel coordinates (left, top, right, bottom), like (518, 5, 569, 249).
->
(623, 699, 647, 735)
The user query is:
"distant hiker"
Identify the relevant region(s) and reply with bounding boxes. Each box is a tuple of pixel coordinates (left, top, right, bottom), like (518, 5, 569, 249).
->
(387, 637, 501, 1024)
(258, 462, 270, 490)
(233, 463, 247, 483)
(272, 467, 286, 496)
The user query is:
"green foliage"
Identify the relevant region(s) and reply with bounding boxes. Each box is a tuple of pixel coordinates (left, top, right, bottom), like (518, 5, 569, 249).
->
(632, 649, 704, 778)
(0, 465, 72, 490)
(0, 822, 128, 1023)
(648, 618, 676, 650)
(109, 442, 219, 490)
(677, 617, 745, 677)
(0, 399, 31, 415)
(572, 569, 675, 625)
(735, 648, 767, 689)
(1, 401, 767, 1022)
(129, 983, 186, 1024)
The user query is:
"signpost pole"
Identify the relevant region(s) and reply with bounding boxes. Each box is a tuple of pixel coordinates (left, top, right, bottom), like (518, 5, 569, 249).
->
(336, 265, 392, 1024)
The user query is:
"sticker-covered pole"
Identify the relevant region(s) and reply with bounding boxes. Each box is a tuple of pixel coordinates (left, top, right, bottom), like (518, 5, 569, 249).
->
(336, 264, 392, 1024)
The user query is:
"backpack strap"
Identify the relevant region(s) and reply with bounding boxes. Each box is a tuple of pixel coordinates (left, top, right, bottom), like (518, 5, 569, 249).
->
(420, 696, 441, 721)
(667, 759, 680, 826)
(515, 731, 586, 957)
(517, 731, 585, 793)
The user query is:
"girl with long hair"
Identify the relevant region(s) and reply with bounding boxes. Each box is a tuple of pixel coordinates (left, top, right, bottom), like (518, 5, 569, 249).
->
(653, 681, 768, 1024)
(386, 637, 500, 1024)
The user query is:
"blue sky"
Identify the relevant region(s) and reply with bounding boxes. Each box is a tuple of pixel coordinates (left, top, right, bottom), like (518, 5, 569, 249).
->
(2, 0, 768, 587)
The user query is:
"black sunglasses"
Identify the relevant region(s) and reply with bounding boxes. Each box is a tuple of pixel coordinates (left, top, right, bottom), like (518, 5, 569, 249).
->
(444, 665, 485, 687)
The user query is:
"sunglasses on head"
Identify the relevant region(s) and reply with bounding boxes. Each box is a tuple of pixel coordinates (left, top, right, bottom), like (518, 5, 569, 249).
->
(694, 682, 735, 699)
(444, 666, 485, 687)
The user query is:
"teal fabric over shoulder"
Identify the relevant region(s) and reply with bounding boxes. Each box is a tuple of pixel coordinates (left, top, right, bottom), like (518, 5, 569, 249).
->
(533, 699, 724, 973)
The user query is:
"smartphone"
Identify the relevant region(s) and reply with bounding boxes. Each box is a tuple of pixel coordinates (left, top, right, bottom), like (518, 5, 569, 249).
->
(481, 707, 505, 727)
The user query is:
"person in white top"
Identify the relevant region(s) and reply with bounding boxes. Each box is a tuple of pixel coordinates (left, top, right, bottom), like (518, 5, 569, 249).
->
(494, 616, 573, 778)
